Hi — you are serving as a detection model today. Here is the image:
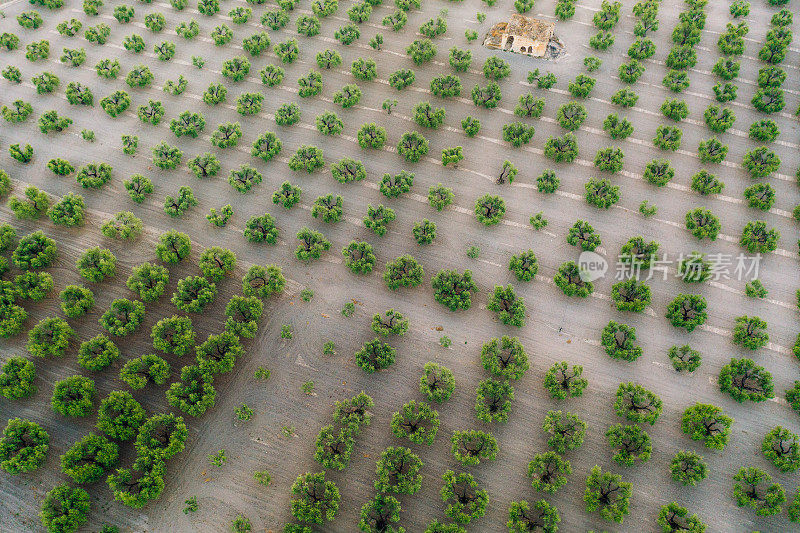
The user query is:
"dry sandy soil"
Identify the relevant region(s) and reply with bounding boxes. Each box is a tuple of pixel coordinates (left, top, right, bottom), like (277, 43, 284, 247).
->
(1, 0, 800, 531)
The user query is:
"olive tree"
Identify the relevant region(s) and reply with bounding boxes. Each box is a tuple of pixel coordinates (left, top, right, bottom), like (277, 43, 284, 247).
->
(0, 357, 36, 399)
(51, 376, 96, 417)
(507, 500, 560, 532)
(40, 484, 90, 533)
(740, 220, 779, 253)
(543, 410, 586, 453)
(476, 379, 514, 424)
(601, 321, 642, 361)
(156, 231, 191, 263)
(242, 265, 285, 297)
(290, 472, 340, 525)
(733, 467, 785, 517)
(371, 309, 408, 336)
(60, 434, 119, 484)
(567, 220, 600, 251)
(77, 335, 119, 371)
(384, 255, 423, 290)
(171, 276, 217, 313)
(450, 430, 498, 466)
(195, 331, 243, 375)
(96, 391, 145, 441)
(358, 494, 402, 532)
(719, 358, 773, 402)
(391, 400, 439, 445)
(198, 247, 236, 281)
(487, 285, 525, 327)
(166, 365, 216, 417)
(8, 187, 50, 220)
(554, 261, 594, 297)
(614, 382, 662, 425)
(733, 315, 768, 350)
(342, 241, 376, 274)
(126, 264, 168, 302)
(355, 339, 396, 373)
(606, 424, 651, 466)
(762, 426, 800, 473)
(119, 352, 170, 391)
(28, 317, 74, 358)
(134, 413, 187, 461)
(375, 446, 423, 494)
(59, 285, 94, 318)
(107, 458, 165, 508)
(431, 270, 477, 311)
(100, 299, 145, 336)
(295, 228, 330, 262)
(480, 336, 529, 380)
(681, 403, 733, 450)
(528, 451, 571, 494)
(0, 418, 49, 474)
(657, 502, 706, 533)
(314, 425, 354, 471)
(670, 450, 708, 486)
(584, 465, 632, 523)
(544, 362, 587, 400)
(665, 294, 707, 331)
(668, 345, 702, 372)
(420, 362, 455, 403)
(440, 470, 488, 524)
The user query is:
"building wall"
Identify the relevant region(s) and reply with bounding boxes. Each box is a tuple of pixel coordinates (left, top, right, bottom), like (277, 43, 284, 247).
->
(502, 35, 546, 56)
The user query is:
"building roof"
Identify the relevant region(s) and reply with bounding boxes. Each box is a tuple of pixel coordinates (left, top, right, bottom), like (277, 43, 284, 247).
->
(484, 22, 507, 47)
(483, 15, 560, 57)
(506, 14, 555, 42)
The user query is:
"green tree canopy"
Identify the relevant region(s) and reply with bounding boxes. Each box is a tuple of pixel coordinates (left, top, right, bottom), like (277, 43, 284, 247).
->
(0, 418, 49, 474)
(584, 465, 631, 523)
(166, 365, 216, 417)
(450, 430, 498, 466)
(476, 379, 514, 423)
(670, 450, 708, 486)
(0, 356, 36, 399)
(527, 451, 571, 494)
(762, 426, 800, 473)
(60, 433, 119, 484)
(543, 362, 587, 400)
(440, 470, 487, 524)
(100, 298, 145, 336)
(480, 336, 529, 380)
(290, 471, 340, 524)
(507, 499, 560, 533)
(432, 269, 477, 311)
(77, 334, 120, 371)
(719, 358, 773, 402)
(681, 403, 733, 450)
(733, 466, 785, 517)
(28, 317, 74, 358)
(120, 354, 171, 390)
(51, 375, 96, 417)
(420, 362, 455, 403)
(391, 400, 439, 445)
(40, 483, 90, 533)
(97, 391, 146, 441)
(151, 316, 195, 355)
(134, 413, 187, 461)
(374, 446, 423, 495)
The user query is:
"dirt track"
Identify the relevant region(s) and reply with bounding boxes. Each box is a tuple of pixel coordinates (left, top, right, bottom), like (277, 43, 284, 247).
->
(1, 0, 800, 530)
